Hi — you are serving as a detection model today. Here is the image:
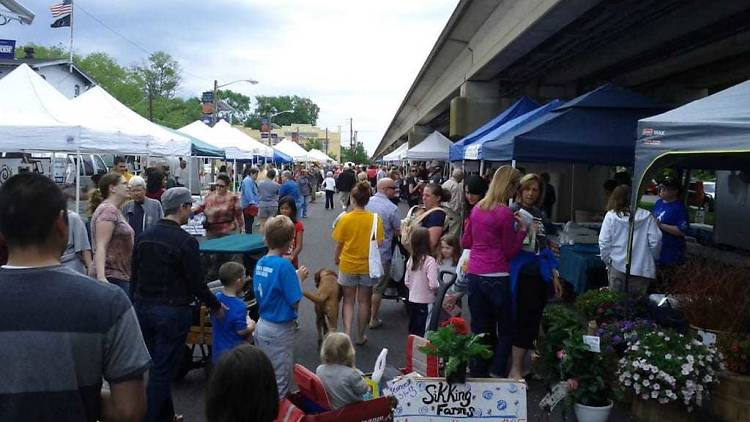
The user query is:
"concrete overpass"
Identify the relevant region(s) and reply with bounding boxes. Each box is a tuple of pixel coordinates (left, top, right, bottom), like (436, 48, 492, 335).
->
(374, 0, 750, 158)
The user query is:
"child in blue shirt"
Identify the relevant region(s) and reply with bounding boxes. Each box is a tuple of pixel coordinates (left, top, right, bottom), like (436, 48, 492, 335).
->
(212, 261, 255, 363)
(253, 215, 310, 398)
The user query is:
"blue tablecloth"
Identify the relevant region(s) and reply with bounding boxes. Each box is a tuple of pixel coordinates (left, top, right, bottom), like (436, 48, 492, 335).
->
(558, 243, 605, 294)
(199, 234, 267, 255)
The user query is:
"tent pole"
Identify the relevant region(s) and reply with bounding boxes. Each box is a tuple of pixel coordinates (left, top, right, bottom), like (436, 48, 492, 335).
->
(188, 157, 193, 194)
(75, 147, 81, 215)
(570, 163, 575, 222)
(233, 158, 237, 192)
(479, 160, 485, 177)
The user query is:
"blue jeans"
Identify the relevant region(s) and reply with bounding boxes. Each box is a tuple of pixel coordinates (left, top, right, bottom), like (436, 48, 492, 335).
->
(467, 273, 513, 377)
(408, 302, 429, 337)
(301, 196, 309, 218)
(134, 303, 193, 422)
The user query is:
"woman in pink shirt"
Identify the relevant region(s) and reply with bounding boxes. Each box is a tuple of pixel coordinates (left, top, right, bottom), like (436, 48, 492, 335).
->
(461, 166, 528, 378)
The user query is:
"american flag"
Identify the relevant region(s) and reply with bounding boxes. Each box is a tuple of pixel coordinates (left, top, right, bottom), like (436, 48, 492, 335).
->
(50, 0, 72, 18)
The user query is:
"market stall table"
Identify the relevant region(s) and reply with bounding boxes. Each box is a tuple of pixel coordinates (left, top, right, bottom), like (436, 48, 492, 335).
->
(557, 243, 606, 294)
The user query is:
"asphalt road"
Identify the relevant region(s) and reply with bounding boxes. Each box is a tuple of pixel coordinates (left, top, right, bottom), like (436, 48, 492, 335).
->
(172, 192, 635, 421)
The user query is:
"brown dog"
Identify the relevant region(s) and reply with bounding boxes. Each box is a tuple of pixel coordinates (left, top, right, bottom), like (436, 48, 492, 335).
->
(304, 269, 341, 343)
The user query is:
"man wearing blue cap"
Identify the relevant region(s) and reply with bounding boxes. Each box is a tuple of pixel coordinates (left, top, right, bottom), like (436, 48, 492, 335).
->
(131, 187, 225, 422)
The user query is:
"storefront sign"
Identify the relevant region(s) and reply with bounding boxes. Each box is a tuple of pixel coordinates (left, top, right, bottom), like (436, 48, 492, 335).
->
(0, 39, 16, 59)
(384, 377, 527, 421)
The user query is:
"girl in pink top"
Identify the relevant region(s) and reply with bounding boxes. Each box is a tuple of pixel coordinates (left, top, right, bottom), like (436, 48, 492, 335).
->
(405, 227, 438, 337)
(461, 166, 528, 378)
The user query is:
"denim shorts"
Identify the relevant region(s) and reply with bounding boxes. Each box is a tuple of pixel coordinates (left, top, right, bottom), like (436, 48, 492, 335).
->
(338, 272, 377, 287)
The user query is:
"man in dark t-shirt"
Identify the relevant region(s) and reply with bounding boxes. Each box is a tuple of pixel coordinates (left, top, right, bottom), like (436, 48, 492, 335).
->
(0, 173, 151, 422)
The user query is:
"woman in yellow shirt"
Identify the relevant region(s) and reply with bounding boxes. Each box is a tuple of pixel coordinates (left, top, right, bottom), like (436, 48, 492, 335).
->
(332, 181, 384, 346)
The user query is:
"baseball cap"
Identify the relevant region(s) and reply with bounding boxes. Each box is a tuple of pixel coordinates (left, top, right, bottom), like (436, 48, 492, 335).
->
(161, 187, 193, 212)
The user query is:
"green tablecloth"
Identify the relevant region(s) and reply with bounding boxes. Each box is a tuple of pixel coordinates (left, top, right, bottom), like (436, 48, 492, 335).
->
(198, 234, 267, 255)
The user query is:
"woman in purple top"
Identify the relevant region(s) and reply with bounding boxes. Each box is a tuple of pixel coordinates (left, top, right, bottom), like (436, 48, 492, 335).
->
(461, 166, 528, 377)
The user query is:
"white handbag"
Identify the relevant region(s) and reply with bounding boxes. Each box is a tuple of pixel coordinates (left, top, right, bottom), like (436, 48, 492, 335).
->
(368, 213, 384, 279)
(390, 241, 406, 282)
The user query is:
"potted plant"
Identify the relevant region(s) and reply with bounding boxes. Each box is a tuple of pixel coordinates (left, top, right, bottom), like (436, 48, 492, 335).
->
(559, 335, 614, 422)
(575, 288, 628, 324)
(595, 319, 657, 357)
(617, 328, 722, 421)
(420, 317, 492, 384)
(535, 304, 585, 384)
(671, 258, 750, 336)
(713, 333, 750, 422)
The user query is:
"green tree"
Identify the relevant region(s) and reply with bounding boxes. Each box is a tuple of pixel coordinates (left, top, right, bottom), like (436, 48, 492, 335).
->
(15, 43, 72, 60)
(245, 95, 320, 128)
(77, 52, 142, 106)
(134, 51, 182, 121)
(340, 143, 369, 164)
(303, 138, 323, 151)
(216, 89, 251, 124)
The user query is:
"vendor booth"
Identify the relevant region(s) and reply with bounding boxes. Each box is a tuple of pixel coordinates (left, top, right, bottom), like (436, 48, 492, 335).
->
(383, 142, 408, 162)
(306, 148, 334, 163)
(633, 78, 750, 252)
(404, 130, 452, 161)
(449, 96, 539, 162)
(274, 139, 311, 162)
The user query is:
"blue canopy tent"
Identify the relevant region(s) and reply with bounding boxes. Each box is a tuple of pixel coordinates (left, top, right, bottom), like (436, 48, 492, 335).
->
(463, 100, 563, 161)
(449, 96, 539, 162)
(481, 84, 663, 166)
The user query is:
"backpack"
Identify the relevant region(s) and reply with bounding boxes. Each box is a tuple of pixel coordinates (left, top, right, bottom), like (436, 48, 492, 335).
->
(400, 205, 461, 254)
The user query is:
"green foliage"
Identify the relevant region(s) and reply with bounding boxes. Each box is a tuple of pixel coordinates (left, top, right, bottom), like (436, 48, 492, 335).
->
(216, 89, 251, 124)
(15, 43, 73, 60)
(420, 324, 492, 379)
(245, 95, 320, 128)
(560, 334, 612, 406)
(78, 52, 143, 105)
(535, 305, 585, 384)
(303, 139, 323, 151)
(340, 144, 369, 164)
(575, 289, 627, 323)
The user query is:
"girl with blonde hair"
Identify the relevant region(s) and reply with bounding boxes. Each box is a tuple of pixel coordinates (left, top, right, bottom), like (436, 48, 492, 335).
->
(459, 165, 529, 378)
(315, 333, 369, 409)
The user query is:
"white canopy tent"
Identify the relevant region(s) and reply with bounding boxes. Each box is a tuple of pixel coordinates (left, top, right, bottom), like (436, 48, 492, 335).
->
(180, 120, 253, 160)
(404, 131, 453, 161)
(0, 64, 152, 154)
(383, 142, 408, 162)
(274, 139, 311, 162)
(306, 148, 334, 163)
(211, 120, 272, 159)
(71, 86, 192, 156)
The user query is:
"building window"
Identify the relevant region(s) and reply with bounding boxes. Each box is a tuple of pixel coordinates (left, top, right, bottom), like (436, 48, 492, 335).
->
(74, 85, 80, 97)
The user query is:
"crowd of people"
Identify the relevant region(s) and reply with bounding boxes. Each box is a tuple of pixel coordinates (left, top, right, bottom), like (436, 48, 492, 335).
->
(0, 156, 691, 421)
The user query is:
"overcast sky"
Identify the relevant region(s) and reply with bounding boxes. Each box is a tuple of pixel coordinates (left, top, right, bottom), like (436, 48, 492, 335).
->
(8, 0, 458, 154)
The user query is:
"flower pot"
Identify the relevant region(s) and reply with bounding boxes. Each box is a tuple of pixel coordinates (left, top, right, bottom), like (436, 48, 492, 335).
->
(712, 371, 750, 422)
(631, 397, 700, 422)
(445, 363, 467, 385)
(573, 400, 613, 422)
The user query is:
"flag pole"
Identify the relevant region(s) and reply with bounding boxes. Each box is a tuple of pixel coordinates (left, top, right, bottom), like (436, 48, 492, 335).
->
(68, 0, 74, 72)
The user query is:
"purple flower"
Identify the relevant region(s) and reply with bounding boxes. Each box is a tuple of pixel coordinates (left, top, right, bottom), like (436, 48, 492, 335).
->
(613, 335, 623, 344)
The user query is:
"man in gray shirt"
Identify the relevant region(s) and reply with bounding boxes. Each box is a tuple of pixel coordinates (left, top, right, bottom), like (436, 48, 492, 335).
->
(0, 173, 151, 422)
(256, 168, 280, 234)
(123, 175, 164, 239)
(365, 178, 402, 329)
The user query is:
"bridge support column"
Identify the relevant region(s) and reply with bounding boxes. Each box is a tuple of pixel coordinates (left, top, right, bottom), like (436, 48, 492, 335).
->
(450, 81, 511, 139)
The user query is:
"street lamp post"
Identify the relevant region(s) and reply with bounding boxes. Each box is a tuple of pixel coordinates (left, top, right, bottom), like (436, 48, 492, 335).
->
(213, 78, 259, 126)
(267, 109, 294, 146)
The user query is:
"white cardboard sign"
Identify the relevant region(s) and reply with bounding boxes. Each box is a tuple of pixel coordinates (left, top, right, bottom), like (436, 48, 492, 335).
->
(582, 335, 601, 353)
(384, 377, 527, 421)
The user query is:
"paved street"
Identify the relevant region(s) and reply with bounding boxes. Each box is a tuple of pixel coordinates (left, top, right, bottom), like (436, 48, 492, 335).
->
(173, 192, 634, 421)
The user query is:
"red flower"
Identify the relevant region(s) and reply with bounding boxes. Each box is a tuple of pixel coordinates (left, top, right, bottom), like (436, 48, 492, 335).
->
(567, 378, 579, 391)
(596, 308, 604, 315)
(441, 317, 470, 335)
(731, 343, 739, 353)
(556, 350, 566, 360)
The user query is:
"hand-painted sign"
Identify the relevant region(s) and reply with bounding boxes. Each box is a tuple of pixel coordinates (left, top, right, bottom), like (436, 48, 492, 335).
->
(384, 377, 527, 421)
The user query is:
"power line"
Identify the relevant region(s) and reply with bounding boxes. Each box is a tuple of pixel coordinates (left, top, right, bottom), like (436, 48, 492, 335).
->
(74, 3, 209, 83)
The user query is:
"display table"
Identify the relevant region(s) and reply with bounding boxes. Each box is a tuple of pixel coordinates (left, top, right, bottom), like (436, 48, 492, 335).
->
(198, 233, 267, 255)
(557, 243, 605, 294)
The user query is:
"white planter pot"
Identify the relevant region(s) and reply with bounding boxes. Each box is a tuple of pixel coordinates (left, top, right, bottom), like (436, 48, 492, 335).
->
(574, 400, 613, 422)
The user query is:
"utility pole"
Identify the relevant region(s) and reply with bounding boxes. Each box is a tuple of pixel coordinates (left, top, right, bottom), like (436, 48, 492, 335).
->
(325, 127, 329, 154)
(212, 79, 218, 126)
(349, 118, 353, 150)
